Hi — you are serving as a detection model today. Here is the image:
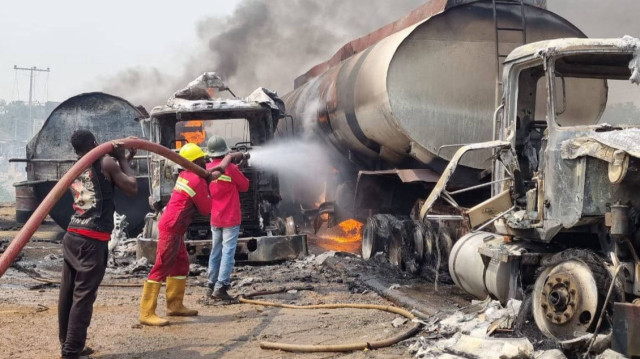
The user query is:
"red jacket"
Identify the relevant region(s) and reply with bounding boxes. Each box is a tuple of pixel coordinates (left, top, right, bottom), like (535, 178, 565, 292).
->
(207, 160, 249, 227)
(159, 170, 211, 233)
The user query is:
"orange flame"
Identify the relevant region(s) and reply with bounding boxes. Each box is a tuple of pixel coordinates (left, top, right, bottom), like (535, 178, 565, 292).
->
(314, 219, 363, 253)
(176, 120, 206, 149)
(331, 219, 363, 242)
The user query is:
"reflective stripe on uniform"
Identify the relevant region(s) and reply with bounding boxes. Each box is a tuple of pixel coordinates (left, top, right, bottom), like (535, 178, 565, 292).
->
(175, 178, 196, 197)
(217, 175, 232, 182)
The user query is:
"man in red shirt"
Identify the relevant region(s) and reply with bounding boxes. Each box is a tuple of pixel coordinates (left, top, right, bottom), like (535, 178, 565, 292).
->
(205, 136, 249, 301)
(139, 143, 213, 326)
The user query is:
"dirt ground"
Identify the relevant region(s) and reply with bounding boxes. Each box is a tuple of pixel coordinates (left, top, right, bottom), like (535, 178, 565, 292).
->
(0, 205, 472, 359)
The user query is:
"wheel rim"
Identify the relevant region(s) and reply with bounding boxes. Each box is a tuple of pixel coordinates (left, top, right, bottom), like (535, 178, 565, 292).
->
(361, 219, 376, 260)
(532, 260, 599, 340)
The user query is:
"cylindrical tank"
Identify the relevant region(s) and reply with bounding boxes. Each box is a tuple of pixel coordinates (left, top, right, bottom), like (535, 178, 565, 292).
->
(23, 92, 151, 236)
(13, 181, 39, 224)
(283, 0, 587, 171)
(449, 231, 515, 302)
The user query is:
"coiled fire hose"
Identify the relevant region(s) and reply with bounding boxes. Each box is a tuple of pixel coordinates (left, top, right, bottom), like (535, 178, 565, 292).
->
(239, 287, 422, 353)
(0, 138, 241, 278)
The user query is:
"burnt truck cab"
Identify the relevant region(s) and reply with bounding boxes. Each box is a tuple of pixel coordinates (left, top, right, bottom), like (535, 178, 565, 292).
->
(493, 37, 640, 241)
(137, 74, 307, 264)
(421, 37, 640, 341)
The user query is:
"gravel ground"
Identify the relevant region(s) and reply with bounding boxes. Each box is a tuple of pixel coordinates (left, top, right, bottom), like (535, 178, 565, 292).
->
(0, 205, 473, 359)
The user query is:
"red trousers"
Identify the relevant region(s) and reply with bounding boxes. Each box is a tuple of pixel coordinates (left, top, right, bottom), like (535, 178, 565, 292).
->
(148, 230, 189, 282)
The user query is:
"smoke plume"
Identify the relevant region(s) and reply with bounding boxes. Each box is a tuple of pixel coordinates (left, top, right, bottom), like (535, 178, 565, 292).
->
(547, 0, 640, 39)
(101, 0, 424, 109)
(101, 0, 640, 110)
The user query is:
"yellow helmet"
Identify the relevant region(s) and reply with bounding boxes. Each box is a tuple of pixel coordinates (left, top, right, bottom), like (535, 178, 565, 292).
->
(179, 143, 206, 162)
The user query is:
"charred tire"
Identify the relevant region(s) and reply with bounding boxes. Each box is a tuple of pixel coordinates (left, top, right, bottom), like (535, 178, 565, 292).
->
(388, 220, 404, 268)
(437, 224, 453, 272)
(361, 214, 394, 260)
(422, 221, 436, 264)
(397, 220, 419, 274)
(531, 249, 624, 340)
(412, 220, 426, 261)
(362, 217, 379, 260)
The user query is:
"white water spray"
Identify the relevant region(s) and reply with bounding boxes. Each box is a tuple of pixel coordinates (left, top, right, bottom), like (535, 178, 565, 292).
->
(249, 140, 331, 181)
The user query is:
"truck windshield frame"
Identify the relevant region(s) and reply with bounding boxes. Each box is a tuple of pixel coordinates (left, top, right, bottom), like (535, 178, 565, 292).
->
(548, 52, 639, 128)
(174, 118, 250, 150)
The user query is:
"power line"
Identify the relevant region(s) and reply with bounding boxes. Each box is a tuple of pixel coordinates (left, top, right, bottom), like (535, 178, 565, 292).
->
(13, 65, 51, 139)
(13, 70, 20, 100)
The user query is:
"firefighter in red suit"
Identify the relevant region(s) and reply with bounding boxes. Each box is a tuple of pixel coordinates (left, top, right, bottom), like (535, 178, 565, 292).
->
(139, 143, 213, 326)
(205, 135, 250, 301)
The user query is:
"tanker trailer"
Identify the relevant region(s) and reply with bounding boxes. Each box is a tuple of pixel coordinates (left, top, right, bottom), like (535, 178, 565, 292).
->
(284, 0, 640, 343)
(280, 0, 588, 267)
(11, 93, 151, 236)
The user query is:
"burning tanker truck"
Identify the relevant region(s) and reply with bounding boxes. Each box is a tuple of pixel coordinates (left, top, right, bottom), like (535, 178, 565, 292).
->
(136, 73, 307, 265)
(281, 0, 640, 341)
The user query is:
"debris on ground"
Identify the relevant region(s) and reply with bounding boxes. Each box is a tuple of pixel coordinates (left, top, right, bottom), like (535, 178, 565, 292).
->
(534, 349, 567, 359)
(122, 257, 149, 274)
(559, 333, 612, 356)
(234, 276, 262, 287)
(437, 298, 521, 337)
(409, 332, 534, 359)
(408, 298, 526, 358)
(596, 349, 627, 359)
(108, 212, 128, 253)
(313, 250, 336, 265)
(392, 317, 408, 328)
(189, 263, 207, 277)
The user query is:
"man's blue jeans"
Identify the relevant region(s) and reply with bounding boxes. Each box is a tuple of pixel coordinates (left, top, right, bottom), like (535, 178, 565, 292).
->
(207, 225, 240, 289)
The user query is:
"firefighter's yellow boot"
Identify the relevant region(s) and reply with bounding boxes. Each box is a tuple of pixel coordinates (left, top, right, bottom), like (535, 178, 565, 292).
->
(139, 280, 169, 326)
(166, 276, 198, 316)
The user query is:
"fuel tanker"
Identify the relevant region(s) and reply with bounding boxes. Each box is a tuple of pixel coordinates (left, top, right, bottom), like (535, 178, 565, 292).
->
(281, 0, 598, 220)
(282, 0, 640, 347)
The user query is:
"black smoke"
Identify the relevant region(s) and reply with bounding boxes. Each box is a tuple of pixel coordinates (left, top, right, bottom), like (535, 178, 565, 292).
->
(101, 0, 424, 109)
(101, 0, 640, 109)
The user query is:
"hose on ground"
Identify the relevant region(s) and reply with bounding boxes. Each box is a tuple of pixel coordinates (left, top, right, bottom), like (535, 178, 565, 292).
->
(238, 287, 422, 353)
(0, 138, 241, 278)
(29, 275, 147, 287)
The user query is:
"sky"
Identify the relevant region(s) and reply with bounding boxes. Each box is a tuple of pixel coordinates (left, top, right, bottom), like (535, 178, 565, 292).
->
(1, 0, 639, 105)
(0, 0, 241, 103)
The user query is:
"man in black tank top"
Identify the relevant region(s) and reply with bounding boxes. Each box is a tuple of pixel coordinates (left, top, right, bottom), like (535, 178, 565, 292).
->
(58, 130, 138, 359)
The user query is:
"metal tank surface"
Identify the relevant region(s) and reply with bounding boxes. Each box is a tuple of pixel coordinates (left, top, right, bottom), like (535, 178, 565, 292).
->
(12, 92, 151, 236)
(282, 0, 588, 173)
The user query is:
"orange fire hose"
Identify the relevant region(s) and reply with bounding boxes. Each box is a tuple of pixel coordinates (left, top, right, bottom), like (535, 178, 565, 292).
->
(239, 290, 422, 352)
(0, 138, 240, 278)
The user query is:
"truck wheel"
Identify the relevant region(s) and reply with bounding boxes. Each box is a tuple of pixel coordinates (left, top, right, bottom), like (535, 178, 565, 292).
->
(412, 220, 426, 261)
(362, 214, 395, 260)
(361, 217, 379, 260)
(388, 220, 404, 268)
(531, 249, 623, 340)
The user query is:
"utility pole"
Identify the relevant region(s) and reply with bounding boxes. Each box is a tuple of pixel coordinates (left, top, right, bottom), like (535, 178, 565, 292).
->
(13, 65, 50, 139)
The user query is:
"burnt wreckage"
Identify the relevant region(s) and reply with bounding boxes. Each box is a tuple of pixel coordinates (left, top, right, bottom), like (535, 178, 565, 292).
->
(137, 73, 307, 265)
(281, 0, 640, 345)
(12, 93, 151, 236)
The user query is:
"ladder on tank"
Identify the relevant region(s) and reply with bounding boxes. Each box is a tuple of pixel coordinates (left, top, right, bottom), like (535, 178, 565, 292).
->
(492, 0, 528, 108)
